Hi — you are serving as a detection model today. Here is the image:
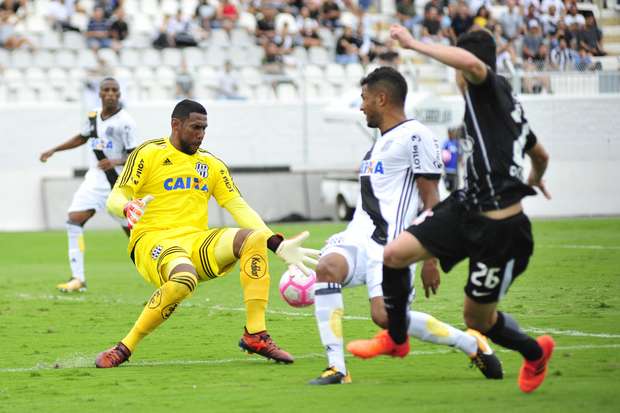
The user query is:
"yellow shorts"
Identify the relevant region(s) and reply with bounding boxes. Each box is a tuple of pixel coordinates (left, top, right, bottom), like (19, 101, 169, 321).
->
(132, 227, 238, 287)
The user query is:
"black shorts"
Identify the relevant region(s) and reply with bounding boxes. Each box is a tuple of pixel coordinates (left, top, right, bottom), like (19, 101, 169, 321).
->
(406, 195, 533, 303)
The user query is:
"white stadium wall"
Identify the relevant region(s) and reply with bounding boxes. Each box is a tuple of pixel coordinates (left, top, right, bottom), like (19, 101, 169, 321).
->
(0, 94, 619, 231)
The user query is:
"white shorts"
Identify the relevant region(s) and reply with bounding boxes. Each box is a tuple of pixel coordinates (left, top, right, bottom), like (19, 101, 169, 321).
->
(321, 231, 417, 300)
(67, 180, 126, 226)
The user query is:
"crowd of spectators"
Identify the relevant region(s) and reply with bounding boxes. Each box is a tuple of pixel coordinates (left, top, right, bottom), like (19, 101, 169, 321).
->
(0, 0, 612, 97)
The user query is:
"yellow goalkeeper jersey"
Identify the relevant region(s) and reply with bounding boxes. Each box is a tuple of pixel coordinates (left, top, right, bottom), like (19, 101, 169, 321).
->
(114, 137, 242, 250)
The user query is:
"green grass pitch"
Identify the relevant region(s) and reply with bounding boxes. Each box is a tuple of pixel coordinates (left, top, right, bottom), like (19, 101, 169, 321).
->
(0, 218, 619, 412)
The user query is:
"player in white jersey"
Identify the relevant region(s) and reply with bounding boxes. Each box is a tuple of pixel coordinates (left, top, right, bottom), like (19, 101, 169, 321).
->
(39, 78, 138, 293)
(310, 67, 502, 385)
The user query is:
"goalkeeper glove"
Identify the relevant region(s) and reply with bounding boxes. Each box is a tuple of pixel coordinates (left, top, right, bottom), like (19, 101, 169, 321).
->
(275, 231, 320, 276)
(123, 195, 154, 230)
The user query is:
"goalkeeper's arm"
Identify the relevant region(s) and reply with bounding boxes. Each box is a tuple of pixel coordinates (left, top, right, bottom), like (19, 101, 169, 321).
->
(107, 186, 134, 219)
(107, 186, 153, 229)
(223, 197, 320, 275)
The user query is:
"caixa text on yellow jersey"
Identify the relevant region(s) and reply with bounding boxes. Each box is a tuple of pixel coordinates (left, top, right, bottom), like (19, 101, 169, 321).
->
(163, 176, 208, 191)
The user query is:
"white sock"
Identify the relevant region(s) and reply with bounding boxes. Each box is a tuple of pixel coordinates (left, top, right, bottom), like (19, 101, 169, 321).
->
(407, 311, 478, 355)
(314, 282, 346, 374)
(66, 222, 85, 282)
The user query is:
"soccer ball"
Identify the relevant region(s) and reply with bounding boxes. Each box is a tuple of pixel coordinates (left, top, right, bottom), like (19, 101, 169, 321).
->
(278, 265, 316, 308)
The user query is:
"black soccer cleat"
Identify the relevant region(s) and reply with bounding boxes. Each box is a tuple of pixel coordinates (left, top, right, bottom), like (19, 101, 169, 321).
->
(309, 367, 352, 385)
(467, 329, 504, 379)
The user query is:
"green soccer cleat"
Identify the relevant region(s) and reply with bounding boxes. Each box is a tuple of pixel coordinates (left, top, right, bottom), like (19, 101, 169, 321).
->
(309, 367, 352, 385)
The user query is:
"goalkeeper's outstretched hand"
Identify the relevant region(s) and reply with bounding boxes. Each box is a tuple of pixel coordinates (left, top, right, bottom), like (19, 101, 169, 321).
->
(123, 195, 154, 229)
(276, 231, 320, 276)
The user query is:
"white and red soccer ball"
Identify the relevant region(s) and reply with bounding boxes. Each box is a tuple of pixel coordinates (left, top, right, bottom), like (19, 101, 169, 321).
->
(278, 265, 316, 308)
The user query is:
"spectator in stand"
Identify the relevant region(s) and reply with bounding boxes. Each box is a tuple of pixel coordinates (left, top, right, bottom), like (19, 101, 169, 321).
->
(296, 6, 319, 32)
(175, 59, 195, 99)
(522, 19, 544, 62)
(441, 127, 460, 192)
(215, 60, 244, 99)
(109, 7, 128, 51)
(274, 21, 295, 57)
(564, 2, 585, 28)
(396, 0, 418, 32)
(97, 0, 121, 18)
(473, 5, 490, 29)
(541, 0, 564, 15)
(307, 1, 321, 21)
(217, 0, 239, 35)
(450, 2, 473, 43)
(262, 40, 285, 74)
(523, 3, 541, 31)
(287, 0, 304, 15)
(1, 0, 27, 16)
(494, 23, 518, 73)
(168, 10, 200, 47)
(195, 0, 217, 31)
(499, 0, 524, 41)
(47, 0, 81, 32)
(574, 46, 597, 71)
(376, 38, 401, 68)
(296, 7, 322, 48)
(255, 4, 277, 45)
(540, 4, 560, 37)
(468, 0, 491, 16)
(566, 19, 581, 49)
(86, 6, 112, 50)
(0, 9, 34, 49)
(320, 0, 341, 30)
(550, 36, 576, 71)
(578, 15, 606, 56)
(335, 25, 362, 64)
(421, 6, 443, 43)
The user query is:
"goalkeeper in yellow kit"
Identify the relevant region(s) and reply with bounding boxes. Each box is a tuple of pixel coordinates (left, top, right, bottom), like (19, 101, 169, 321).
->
(95, 99, 319, 367)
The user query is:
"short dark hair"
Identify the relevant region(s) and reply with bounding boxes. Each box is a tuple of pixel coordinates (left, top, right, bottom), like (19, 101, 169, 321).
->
(171, 99, 207, 120)
(99, 77, 119, 87)
(456, 29, 497, 72)
(360, 66, 407, 106)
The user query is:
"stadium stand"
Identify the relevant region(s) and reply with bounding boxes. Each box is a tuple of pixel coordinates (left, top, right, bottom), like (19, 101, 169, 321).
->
(0, 0, 619, 103)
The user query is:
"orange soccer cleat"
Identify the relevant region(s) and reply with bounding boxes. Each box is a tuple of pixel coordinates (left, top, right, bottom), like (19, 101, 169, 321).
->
(238, 329, 294, 364)
(95, 342, 131, 368)
(518, 335, 555, 393)
(347, 330, 410, 359)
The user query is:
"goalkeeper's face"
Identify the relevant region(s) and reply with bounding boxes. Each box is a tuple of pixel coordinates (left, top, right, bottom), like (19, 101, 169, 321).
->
(174, 112, 208, 155)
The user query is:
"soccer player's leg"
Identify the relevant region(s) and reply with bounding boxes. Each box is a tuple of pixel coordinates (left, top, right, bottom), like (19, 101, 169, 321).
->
(309, 249, 351, 385)
(95, 237, 198, 368)
(217, 228, 293, 363)
(347, 232, 431, 358)
(463, 258, 554, 391)
(57, 209, 94, 293)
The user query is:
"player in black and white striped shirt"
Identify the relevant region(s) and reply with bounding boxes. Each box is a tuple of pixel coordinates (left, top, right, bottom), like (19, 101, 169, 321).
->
(348, 27, 554, 394)
(310, 67, 502, 385)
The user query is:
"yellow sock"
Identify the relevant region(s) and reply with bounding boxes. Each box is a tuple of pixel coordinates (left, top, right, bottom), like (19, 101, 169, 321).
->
(239, 229, 271, 334)
(121, 272, 197, 352)
(245, 299, 268, 333)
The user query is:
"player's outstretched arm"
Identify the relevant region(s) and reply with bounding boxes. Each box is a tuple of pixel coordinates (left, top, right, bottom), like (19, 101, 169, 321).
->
(39, 134, 88, 162)
(389, 24, 487, 84)
(274, 231, 320, 276)
(526, 142, 551, 200)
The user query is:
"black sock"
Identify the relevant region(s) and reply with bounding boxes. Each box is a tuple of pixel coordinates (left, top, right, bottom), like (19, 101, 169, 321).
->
(485, 312, 543, 361)
(381, 265, 411, 345)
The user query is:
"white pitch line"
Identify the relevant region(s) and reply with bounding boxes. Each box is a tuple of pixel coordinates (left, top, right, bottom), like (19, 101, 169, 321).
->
(539, 244, 620, 250)
(11, 296, 620, 339)
(2, 344, 620, 373)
